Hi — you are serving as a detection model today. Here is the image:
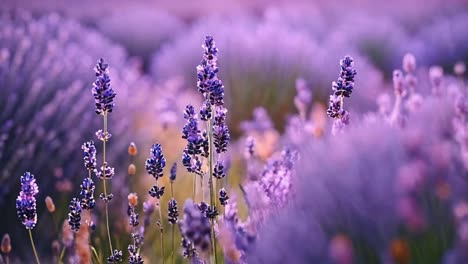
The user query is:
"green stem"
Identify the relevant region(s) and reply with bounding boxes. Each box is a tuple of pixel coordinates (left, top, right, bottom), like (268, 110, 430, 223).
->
(207, 112, 218, 264)
(58, 247, 66, 264)
(192, 175, 196, 202)
(102, 113, 114, 255)
(171, 224, 175, 264)
(158, 203, 165, 264)
(157, 179, 165, 264)
(28, 229, 41, 264)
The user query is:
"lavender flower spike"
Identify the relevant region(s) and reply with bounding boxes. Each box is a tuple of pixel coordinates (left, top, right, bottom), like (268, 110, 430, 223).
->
(92, 58, 116, 115)
(327, 56, 357, 134)
(16, 172, 39, 229)
(80, 178, 96, 210)
(332, 56, 357, 98)
(168, 198, 179, 224)
(68, 198, 82, 232)
(145, 144, 166, 179)
(81, 141, 97, 171)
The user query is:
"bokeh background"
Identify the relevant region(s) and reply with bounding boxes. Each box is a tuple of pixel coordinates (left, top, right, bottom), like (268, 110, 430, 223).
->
(1, 0, 468, 263)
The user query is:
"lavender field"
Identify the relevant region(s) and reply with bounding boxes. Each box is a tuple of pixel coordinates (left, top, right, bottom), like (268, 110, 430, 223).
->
(1, 1, 468, 263)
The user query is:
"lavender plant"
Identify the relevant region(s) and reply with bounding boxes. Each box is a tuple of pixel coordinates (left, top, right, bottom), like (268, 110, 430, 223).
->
(327, 56, 357, 134)
(180, 36, 231, 263)
(145, 143, 167, 262)
(15, 172, 40, 263)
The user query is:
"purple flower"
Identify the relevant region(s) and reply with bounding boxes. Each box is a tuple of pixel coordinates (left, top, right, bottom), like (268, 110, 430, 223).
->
(214, 160, 226, 179)
(197, 36, 224, 107)
(332, 56, 357, 98)
(16, 172, 39, 229)
(326, 95, 344, 119)
(182, 149, 202, 175)
(81, 141, 97, 171)
(213, 106, 230, 154)
(148, 185, 165, 199)
(128, 245, 143, 264)
(182, 105, 204, 156)
(79, 177, 96, 210)
(96, 163, 115, 179)
(145, 144, 166, 179)
(180, 200, 211, 254)
(68, 198, 82, 232)
(168, 198, 179, 224)
(170, 162, 177, 182)
(107, 249, 123, 263)
(128, 206, 139, 227)
(219, 188, 229, 206)
(92, 58, 116, 115)
(199, 101, 212, 121)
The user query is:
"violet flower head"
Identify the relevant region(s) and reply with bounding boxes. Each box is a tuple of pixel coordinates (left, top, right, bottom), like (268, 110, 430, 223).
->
(180, 200, 211, 254)
(128, 207, 139, 227)
(79, 177, 96, 210)
(182, 105, 204, 156)
(170, 162, 177, 182)
(332, 56, 357, 98)
(219, 188, 229, 206)
(16, 172, 39, 229)
(327, 95, 345, 119)
(108, 249, 123, 263)
(81, 141, 97, 171)
(145, 144, 166, 179)
(197, 36, 224, 106)
(182, 149, 202, 174)
(213, 106, 230, 154)
(92, 58, 116, 115)
(68, 198, 82, 232)
(148, 185, 165, 199)
(168, 198, 179, 225)
(214, 160, 226, 179)
(96, 163, 115, 179)
(128, 245, 143, 264)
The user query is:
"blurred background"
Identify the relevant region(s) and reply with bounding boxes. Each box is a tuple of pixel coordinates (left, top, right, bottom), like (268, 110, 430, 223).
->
(1, 0, 468, 263)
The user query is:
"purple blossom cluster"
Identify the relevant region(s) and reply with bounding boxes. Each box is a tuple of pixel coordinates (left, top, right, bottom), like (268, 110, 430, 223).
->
(15, 172, 39, 229)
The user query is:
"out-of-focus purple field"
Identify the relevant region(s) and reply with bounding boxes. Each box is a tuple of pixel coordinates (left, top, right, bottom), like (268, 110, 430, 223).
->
(1, 0, 468, 263)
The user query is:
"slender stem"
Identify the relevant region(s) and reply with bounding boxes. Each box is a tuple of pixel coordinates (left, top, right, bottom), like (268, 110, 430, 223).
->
(192, 175, 196, 202)
(28, 229, 41, 264)
(3, 254, 9, 264)
(156, 178, 165, 264)
(171, 225, 175, 264)
(58, 247, 66, 264)
(158, 202, 165, 264)
(102, 113, 114, 255)
(207, 111, 218, 264)
(171, 181, 174, 198)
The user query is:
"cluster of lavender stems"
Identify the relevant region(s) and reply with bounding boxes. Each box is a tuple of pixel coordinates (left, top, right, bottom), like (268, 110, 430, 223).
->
(181, 35, 231, 263)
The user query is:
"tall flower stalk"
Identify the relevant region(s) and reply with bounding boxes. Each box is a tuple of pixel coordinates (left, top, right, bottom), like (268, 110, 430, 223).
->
(16, 172, 40, 264)
(145, 144, 167, 263)
(181, 35, 230, 263)
(327, 56, 357, 134)
(168, 162, 178, 264)
(91, 58, 120, 262)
